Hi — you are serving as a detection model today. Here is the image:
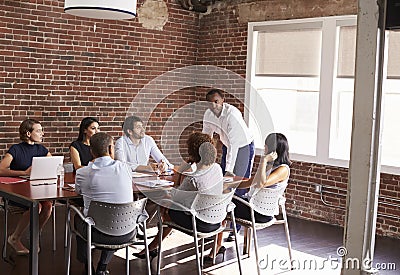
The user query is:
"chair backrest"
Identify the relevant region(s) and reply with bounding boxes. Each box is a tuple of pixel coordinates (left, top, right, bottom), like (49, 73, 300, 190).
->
(249, 182, 287, 216)
(192, 190, 235, 224)
(87, 198, 147, 236)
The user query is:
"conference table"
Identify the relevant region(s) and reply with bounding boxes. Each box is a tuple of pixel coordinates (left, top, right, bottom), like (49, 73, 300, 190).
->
(0, 171, 246, 275)
(0, 171, 181, 275)
(0, 174, 80, 275)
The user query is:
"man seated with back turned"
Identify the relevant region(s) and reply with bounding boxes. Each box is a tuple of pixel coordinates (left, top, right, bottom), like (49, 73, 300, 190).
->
(114, 115, 173, 173)
(75, 132, 134, 275)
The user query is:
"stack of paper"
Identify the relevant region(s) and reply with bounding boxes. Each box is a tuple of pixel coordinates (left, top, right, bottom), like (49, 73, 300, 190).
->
(0, 177, 28, 184)
(132, 172, 154, 178)
(135, 179, 174, 188)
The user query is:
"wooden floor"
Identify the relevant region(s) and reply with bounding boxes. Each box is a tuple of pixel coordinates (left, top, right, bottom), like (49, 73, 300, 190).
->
(0, 205, 399, 275)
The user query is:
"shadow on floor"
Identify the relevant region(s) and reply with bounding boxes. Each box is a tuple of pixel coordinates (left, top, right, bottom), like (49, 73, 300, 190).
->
(0, 206, 399, 274)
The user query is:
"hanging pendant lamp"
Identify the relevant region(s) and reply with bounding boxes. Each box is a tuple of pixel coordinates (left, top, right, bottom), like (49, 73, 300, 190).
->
(64, 0, 137, 20)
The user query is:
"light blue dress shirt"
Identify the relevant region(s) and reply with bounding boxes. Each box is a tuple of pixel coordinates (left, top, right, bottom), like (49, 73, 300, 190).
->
(75, 156, 133, 216)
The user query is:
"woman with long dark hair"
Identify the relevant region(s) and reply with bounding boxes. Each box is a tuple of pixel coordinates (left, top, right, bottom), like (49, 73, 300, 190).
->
(69, 117, 100, 171)
(207, 132, 291, 262)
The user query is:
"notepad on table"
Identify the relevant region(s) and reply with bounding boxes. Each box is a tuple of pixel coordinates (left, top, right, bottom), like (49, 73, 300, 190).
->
(132, 172, 154, 178)
(0, 177, 28, 184)
(135, 179, 174, 188)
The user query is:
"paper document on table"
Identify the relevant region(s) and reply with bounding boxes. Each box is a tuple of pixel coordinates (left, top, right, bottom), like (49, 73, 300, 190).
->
(135, 179, 174, 188)
(132, 172, 154, 178)
(0, 177, 28, 184)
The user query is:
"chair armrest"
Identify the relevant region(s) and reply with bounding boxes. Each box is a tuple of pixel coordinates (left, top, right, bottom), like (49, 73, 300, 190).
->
(233, 194, 256, 211)
(226, 202, 236, 212)
(233, 195, 252, 207)
(160, 198, 194, 215)
(68, 204, 95, 226)
(137, 211, 149, 224)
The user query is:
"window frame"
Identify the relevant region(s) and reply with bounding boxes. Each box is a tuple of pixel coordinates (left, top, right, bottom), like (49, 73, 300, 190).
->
(245, 15, 400, 175)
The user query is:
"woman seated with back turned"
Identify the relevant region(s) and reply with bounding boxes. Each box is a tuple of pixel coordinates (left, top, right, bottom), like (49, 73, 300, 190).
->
(0, 119, 53, 255)
(208, 132, 291, 262)
(132, 132, 224, 259)
(69, 117, 100, 171)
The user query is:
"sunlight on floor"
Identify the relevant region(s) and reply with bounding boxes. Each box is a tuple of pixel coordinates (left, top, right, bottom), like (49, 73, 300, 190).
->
(204, 244, 342, 274)
(114, 228, 342, 275)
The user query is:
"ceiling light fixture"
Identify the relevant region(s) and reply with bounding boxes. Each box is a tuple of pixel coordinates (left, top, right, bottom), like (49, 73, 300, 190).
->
(64, 0, 137, 20)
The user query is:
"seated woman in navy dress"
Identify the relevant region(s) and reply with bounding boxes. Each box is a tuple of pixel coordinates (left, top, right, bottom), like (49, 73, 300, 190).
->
(69, 117, 100, 171)
(0, 119, 53, 255)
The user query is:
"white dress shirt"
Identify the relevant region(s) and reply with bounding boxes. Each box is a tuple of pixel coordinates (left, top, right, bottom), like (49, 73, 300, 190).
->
(114, 134, 171, 171)
(202, 103, 254, 173)
(75, 156, 133, 216)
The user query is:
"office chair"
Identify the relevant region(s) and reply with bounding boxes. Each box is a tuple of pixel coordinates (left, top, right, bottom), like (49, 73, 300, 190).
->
(155, 189, 242, 275)
(231, 184, 293, 275)
(66, 198, 151, 275)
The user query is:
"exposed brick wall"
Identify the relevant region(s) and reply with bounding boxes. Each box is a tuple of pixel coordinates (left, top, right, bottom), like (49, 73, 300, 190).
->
(0, 0, 200, 162)
(1, 0, 399, 239)
(287, 162, 348, 226)
(286, 162, 400, 238)
(197, 0, 400, 239)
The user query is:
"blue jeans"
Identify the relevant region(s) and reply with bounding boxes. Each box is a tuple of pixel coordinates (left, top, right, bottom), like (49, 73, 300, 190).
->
(221, 141, 255, 232)
(221, 141, 254, 178)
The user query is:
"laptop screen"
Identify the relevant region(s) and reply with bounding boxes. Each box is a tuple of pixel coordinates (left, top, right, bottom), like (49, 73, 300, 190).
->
(29, 156, 64, 180)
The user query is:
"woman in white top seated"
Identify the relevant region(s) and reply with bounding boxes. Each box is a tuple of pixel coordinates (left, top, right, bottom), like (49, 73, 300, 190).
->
(208, 132, 291, 262)
(133, 132, 223, 259)
(234, 132, 291, 222)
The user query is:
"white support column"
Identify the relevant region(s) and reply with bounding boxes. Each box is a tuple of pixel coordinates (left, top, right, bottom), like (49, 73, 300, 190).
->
(342, 1, 387, 275)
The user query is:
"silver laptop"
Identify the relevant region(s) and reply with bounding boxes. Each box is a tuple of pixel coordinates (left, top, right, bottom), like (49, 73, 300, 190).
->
(28, 156, 64, 182)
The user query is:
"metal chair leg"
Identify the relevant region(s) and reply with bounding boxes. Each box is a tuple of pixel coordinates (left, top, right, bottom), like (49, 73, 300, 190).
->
(212, 235, 218, 265)
(200, 238, 205, 269)
(142, 223, 151, 275)
(231, 212, 243, 275)
(191, 216, 201, 275)
(2, 199, 9, 259)
(87, 225, 92, 275)
(156, 206, 163, 275)
(281, 204, 293, 269)
(125, 246, 129, 275)
(65, 209, 72, 275)
(52, 201, 56, 251)
(65, 200, 70, 248)
(242, 226, 252, 256)
(250, 210, 261, 275)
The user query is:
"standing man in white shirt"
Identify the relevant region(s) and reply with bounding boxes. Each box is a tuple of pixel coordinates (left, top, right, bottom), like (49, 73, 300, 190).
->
(203, 89, 255, 178)
(202, 89, 255, 241)
(114, 116, 172, 173)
